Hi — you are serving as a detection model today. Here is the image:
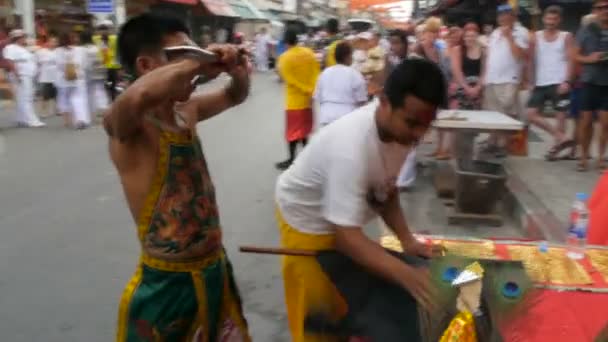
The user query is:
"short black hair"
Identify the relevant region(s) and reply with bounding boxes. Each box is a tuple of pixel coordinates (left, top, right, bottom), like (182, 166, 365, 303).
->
(284, 28, 298, 46)
(58, 31, 71, 47)
(384, 58, 447, 108)
(326, 18, 339, 34)
(80, 30, 93, 45)
(118, 13, 190, 75)
(334, 42, 352, 64)
(544, 5, 563, 16)
(389, 29, 408, 45)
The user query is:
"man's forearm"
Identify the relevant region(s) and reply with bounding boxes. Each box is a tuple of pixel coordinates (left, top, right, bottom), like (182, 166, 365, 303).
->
(508, 38, 525, 60)
(225, 73, 250, 106)
(380, 195, 415, 246)
(193, 72, 250, 122)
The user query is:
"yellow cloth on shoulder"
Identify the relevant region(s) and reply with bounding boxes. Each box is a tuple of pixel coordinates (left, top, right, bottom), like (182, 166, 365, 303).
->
(276, 208, 347, 342)
(440, 311, 478, 342)
(92, 34, 120, 69)
(324, 40, 341, 68)
(278, 46, 320, 110)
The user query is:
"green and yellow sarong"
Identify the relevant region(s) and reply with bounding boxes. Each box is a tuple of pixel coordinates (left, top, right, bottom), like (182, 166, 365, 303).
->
(116, 127, 250, 341)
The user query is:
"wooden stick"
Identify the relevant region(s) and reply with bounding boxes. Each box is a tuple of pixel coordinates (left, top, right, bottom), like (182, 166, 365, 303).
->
(239, 246, 318, 257)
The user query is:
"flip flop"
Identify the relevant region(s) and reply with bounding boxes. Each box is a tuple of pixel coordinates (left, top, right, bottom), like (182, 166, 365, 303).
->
(560, 154, 578, 161)
(577, 163, 588, 172)
(545, 140, 576, 161)
(435, 154, 451, 161)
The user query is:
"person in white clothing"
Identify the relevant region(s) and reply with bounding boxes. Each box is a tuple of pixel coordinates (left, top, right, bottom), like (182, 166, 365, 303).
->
(254, 27, 272, 72)
(54, 31, 90, 129)
(2, 29, 45, 127)
(352, 32, 372, 73)
(274, 60, 447, 335)
(526, 5, 576, 160)
(314, 42, 368, 127)
(36, 35, 58, 117)
(80, 30, 109, 117)
(482, 4, 529, 156)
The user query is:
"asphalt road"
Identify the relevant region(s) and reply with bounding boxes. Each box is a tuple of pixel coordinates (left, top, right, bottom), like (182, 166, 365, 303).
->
(0, 73, 290, 341)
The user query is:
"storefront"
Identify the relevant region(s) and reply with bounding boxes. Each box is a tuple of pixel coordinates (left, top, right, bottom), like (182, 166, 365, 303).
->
(229, 0, 269, 40)
(34, 0, 94, 36)
(192, 0, 240, 44)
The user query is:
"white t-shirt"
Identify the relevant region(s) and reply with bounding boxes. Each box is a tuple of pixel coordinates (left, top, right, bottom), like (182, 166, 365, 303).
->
(54, 46, 87, 87)
(36, 47, 57, 84)
(485, 25, 529, 85)
(534, 31, 569, 86)
(275, 101, 411, 234)
(2, 43, 37, 78)
(314, 64, 368, 126)
(83, 44, 106, 81)
(352, 49, 368, 73)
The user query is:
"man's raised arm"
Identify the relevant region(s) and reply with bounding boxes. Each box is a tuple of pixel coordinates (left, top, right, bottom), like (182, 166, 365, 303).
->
(103, 58, 201, 141)
(189, 58, 251, 122)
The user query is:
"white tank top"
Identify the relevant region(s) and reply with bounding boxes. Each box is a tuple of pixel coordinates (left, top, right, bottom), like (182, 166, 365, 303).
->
(535, 31, 568, 86)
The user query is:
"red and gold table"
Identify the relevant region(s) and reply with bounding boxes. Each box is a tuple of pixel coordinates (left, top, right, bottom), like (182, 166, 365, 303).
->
(381, 235, 608, 342)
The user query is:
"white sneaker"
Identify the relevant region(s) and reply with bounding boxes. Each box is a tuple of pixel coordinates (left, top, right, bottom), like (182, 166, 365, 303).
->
(27, 121, 46, 128)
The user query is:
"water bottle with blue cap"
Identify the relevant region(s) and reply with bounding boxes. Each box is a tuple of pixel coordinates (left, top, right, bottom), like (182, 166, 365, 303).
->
(567, 192, 589, 260)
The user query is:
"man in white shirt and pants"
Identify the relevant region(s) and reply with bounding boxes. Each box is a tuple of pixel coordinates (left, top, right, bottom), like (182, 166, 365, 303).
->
(254, 27, 272, 72)
(2, 29, 45, 127)
(274, 59, 447, 341)
(482, 4, 529, 155)
(314, 41, 368, 127)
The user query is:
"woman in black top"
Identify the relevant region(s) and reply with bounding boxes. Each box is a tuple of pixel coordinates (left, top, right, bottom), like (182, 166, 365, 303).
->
(433, 23, 483, 160)
(449, 23, 483, 110)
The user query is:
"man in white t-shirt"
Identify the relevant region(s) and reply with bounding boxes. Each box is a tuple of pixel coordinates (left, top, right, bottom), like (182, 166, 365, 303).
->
(36, 36, 59, 117)
(482, 4, 529, 155)
(275, 59, 447, 341)
(314, 41, 368, 126)
(2, 29, 45, 127)
(526, 6, 575, 160)
(254, 27, 272, 72)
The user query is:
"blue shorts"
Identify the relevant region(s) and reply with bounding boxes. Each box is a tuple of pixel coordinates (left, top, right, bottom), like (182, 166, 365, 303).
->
(570, 86, 598, 119)
(580, 83, 608, 112)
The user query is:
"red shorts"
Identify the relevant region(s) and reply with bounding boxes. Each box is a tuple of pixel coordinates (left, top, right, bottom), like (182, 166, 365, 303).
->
(285, 108, 313, 142)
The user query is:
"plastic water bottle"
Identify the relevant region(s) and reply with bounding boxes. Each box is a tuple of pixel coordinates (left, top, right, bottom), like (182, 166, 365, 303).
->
(566, 193, 589, 260)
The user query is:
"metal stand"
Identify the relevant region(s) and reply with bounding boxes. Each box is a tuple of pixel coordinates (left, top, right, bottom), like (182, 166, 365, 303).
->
(435, 130, 504, 226)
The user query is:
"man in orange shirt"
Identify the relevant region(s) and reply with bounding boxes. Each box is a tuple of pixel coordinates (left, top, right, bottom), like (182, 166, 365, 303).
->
(276, 29, 320, 170)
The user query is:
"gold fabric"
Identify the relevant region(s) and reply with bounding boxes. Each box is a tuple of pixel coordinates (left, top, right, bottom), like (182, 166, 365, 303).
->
(507, 245, 593, 285)
(587, 249, 608, 282)
(439, 311, 478, 342)
(380, 236, 496, 259)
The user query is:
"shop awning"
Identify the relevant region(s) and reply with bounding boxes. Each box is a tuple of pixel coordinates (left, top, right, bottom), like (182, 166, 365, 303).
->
(261, 10, 280, 22)
(162, 0, 198, 4)
(229, 0, 268, 21)
(200, 0, 239, 17)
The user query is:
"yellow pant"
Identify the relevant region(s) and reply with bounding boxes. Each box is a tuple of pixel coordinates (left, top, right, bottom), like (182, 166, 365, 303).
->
(276, 208, 347, 342)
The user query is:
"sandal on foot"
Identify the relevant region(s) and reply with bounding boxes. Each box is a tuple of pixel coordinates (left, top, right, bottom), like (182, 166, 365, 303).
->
(577, 163, 588, 172)
(545, 140, 575, 161)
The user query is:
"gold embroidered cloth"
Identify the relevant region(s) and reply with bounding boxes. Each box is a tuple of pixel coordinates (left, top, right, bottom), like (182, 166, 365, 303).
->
(507, 245, 593, 285)
(587, 249, 608, 282)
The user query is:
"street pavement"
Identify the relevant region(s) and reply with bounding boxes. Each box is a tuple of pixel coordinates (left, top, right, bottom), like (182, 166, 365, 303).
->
(0, 73, 290, 342)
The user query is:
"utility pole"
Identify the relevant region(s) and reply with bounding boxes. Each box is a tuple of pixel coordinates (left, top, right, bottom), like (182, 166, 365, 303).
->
(14, 0, 35, 37)
(115, 0, 127, 26)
